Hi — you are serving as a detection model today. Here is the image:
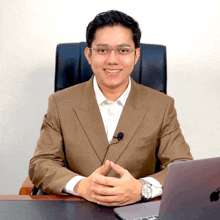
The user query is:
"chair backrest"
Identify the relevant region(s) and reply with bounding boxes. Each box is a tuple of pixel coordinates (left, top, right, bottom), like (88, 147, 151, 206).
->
(55, 42, 167, 93)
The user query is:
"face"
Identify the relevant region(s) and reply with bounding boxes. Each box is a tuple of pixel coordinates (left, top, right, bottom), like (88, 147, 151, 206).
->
(85, 25, 140, 93)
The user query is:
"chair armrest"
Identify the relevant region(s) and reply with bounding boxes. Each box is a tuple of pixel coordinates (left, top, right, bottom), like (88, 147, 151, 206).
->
(19, 177, 34, 195)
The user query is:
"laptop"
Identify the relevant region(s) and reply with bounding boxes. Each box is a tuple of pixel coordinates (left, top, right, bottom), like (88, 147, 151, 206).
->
(114, 157, 220, 220)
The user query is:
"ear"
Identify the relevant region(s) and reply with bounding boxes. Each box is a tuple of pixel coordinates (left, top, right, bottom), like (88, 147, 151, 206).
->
(84, 47, 92, 65)
(134, 48, 140, 65)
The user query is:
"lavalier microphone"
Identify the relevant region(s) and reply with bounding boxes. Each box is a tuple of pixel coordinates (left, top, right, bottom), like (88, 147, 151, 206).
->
(101, 132, 124, 164)
(113, 132, 124, 141)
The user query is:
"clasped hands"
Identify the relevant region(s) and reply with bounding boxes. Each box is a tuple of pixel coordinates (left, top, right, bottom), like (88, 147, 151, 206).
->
(74, 160, 142, 206)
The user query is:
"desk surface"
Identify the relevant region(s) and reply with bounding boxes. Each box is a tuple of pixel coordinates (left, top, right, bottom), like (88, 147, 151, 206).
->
(0, 195, 160, 220)
(0, 195, 85, 201)
(0, 196, 119, 220)
(0, 200, 119, 220)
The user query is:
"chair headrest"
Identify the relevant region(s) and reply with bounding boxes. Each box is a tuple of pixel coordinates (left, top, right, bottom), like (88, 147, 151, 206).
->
(55, 42, 167, 94)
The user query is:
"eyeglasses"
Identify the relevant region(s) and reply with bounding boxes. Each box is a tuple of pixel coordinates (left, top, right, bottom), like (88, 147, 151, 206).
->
(90, 45, 136, 55)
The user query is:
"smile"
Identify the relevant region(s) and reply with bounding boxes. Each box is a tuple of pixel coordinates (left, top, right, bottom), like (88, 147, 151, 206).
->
(105, 69, 121, 73)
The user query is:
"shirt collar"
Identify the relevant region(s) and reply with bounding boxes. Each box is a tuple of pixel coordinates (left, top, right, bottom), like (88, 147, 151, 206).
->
(93, 76, 131, 106)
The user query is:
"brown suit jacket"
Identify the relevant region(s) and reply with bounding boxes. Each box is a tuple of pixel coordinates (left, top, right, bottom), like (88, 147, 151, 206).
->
(29, 77, 193, 195)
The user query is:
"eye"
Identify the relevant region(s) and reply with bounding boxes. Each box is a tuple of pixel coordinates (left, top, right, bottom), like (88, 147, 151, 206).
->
(96, 47, 109, 54)
(98, 49, 106, 53)
(118, 47, 132, 54)
(121, 49, 129, 53)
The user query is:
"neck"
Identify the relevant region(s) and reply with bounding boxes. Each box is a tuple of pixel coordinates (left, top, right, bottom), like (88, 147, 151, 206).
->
(99, 83, 128, 101)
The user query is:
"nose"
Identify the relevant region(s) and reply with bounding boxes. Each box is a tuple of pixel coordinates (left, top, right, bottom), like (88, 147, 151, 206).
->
(106, 49, 119, 65)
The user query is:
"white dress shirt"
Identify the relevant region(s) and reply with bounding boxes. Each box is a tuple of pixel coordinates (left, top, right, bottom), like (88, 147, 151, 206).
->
(63, 77, 162, 198)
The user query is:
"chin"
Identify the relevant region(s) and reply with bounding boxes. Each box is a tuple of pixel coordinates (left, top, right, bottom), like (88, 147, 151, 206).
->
(106, 83, 120, 89)
(107, 81, 126, 89)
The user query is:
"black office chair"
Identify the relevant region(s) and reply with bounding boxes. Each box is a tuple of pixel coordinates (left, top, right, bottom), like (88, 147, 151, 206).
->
(19, 42, 167, 195)
(55, 42, 166, 93)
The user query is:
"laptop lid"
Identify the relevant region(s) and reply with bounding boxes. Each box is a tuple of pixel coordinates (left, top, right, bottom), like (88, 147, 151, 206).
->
(114, 157, 220, 220)
(159, 157, 220, 220)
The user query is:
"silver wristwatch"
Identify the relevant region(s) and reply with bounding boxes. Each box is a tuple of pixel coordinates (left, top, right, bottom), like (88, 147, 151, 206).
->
(139, 179, 152, 200)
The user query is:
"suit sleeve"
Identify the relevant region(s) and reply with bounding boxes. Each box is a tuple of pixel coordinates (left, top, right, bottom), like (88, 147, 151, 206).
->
(29, 95, 78, 195)
(149, 98, 193, 185)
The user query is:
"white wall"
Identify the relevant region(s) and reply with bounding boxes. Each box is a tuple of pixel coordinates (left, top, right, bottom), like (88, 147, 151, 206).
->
(1, 0, 220, 195)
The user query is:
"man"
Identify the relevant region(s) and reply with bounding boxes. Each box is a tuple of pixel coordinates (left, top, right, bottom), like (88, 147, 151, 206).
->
(29, 10, 193, 207)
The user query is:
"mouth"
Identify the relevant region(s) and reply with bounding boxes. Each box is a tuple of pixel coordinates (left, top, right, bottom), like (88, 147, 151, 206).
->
(104, 69, 121, 76)
(105, 69, 121, 73)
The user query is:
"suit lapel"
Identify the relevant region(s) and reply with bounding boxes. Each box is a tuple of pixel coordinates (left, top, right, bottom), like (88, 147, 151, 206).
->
(74, 77, 109, 164)
(103, 79, 150, 164)
(74, 77, 150, 165)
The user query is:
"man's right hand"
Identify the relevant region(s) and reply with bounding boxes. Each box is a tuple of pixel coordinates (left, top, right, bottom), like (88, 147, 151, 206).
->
(74, 160, 111, 203)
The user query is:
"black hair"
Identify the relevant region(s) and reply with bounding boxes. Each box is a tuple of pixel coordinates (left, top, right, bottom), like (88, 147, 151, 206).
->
(86, 10, 141, 48)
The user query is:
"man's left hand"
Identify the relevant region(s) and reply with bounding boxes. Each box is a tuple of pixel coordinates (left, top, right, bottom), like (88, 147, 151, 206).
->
(91, 161, 142, 206)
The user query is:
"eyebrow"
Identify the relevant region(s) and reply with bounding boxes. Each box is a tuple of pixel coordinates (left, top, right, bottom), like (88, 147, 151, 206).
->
(95, 44, 109, 47)
(94, 43, 132, 47)
(118, 43, 132, 47)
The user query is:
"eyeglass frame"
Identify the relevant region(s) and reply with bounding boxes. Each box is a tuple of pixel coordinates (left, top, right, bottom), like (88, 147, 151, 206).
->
(90, 44, 137, 55)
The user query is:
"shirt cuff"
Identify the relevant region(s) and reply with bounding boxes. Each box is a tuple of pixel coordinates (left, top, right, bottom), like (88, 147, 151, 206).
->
(63, 176, 85, 196)
(140, 177, 163, 198)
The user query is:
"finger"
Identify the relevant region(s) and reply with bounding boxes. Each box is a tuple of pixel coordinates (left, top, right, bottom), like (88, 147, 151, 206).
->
(94, 160, 110, 175)
(92, 194, 121, 204)
(93, 175, 119, 187)
(97, 200, 129, 207)
(92, 194, 129, 207)
(109, 161, 127, 176)
(91, 184, 118, 196)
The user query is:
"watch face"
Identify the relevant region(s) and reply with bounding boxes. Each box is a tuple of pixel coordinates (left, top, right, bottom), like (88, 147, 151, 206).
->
(142, 183, 152, 199)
